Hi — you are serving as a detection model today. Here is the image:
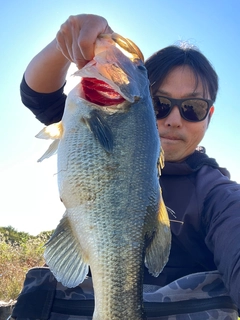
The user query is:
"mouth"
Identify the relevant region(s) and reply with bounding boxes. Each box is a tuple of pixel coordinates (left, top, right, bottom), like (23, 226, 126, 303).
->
(81, 77, 125, 106)
(160, 135, 182, 141)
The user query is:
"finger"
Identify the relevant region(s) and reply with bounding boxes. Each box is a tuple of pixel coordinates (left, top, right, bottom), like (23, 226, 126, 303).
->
(68, 16, 89, 68)
(56, 31, 72, 62)
(56, 14, 114, 69)
(103, 24, 114, 34)
(77, 14, 113, 61)
(72, 43, 88, 69)
(56, 18, 78, 63)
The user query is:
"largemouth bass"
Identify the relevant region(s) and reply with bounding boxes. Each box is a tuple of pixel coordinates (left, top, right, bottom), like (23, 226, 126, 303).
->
(36, 33, 171, 320)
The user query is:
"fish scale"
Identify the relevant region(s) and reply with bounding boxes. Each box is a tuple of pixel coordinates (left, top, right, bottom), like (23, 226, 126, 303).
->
(36, 33, 171, 320)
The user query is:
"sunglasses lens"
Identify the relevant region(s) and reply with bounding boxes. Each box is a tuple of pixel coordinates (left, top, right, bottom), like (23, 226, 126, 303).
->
(153, 96, 210, 122)
(153, 97, 171, 119)
(181, 99, 209, 121)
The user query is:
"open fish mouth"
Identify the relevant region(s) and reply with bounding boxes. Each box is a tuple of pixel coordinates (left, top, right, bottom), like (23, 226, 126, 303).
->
(75, 33, 146, 105)
(81, 77, 125, 106)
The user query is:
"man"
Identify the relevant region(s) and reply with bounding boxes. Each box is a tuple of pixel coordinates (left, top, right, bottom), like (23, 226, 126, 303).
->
(16, 13, 240, 319)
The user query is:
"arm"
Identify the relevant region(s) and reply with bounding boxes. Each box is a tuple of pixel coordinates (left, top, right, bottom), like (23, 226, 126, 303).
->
(21, 14, 113, 124)
(24, 14, 113, 93)
(24, 38, 70, 93)
(203, 176, 240, 307)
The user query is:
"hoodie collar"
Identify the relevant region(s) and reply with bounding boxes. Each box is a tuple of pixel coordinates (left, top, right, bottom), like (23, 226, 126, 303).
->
(162, 150, 230, 178)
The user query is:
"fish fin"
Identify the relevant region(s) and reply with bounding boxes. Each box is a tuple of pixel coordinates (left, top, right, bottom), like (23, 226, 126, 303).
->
(35, 121, 63, 140)
(44, 213, 89, 288)
(83, 110, 113, 153)
(157, 147, 165, 177)
(37, 139, 60, 162)
(145, 195, 171, 277)
(159, 147, 165, 170)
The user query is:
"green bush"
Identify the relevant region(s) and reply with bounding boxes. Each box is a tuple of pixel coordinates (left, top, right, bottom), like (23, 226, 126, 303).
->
(0, 227, 52, 301)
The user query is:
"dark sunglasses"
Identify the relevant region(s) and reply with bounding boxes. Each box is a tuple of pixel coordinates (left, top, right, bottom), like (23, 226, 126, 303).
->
(152, 96, 213, 122)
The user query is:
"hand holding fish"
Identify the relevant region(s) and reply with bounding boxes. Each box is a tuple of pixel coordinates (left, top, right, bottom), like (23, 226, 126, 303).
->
(24, 14, 113, 94)
(56, 14, 113, 69)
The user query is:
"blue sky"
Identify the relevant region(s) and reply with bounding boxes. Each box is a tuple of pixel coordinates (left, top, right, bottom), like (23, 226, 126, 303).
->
(1, 0, 240, 235)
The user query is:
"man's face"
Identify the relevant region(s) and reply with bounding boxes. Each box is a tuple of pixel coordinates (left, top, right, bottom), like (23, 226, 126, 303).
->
(155, 65, 214, 162)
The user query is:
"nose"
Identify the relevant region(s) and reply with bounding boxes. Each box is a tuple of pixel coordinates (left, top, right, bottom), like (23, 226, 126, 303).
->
(162, 105, 182, 127)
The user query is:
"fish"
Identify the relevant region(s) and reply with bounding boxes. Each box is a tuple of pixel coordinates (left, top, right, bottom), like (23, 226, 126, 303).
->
(36, 33, 171, 320)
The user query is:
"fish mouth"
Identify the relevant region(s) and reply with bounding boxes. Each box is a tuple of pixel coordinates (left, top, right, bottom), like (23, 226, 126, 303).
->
(81, 77, 125, 106)
(75, 33, 146, 106)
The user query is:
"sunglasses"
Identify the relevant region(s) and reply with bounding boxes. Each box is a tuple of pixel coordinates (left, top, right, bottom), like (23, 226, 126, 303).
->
(152, 96, 213, 122)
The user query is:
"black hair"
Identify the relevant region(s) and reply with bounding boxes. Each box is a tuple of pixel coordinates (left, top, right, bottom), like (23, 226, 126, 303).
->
(145, 44, 218, 102)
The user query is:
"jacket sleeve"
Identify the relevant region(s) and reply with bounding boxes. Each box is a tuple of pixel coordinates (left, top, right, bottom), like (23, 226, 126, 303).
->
(202, 168, 240, 307)
(20, 75, 66, 125)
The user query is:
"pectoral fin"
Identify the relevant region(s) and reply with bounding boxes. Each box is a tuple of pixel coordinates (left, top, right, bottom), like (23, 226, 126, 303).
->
(145, 195, 171, 277)
(35, 121, 63, 140)
(37, 139, 60, 162)
(44, 213, 89, 288)
(36, 122, 63, 162)
(83, 110, 113, 153)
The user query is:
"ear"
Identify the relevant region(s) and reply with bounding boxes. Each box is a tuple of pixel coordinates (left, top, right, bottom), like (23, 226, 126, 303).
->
(207, 106, 214, 125)
(209, 106, 214, 117)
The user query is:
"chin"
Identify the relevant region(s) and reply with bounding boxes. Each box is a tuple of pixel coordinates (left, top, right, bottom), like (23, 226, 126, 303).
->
(164, 155, 177, 162)
(164, 152, 184, 162)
